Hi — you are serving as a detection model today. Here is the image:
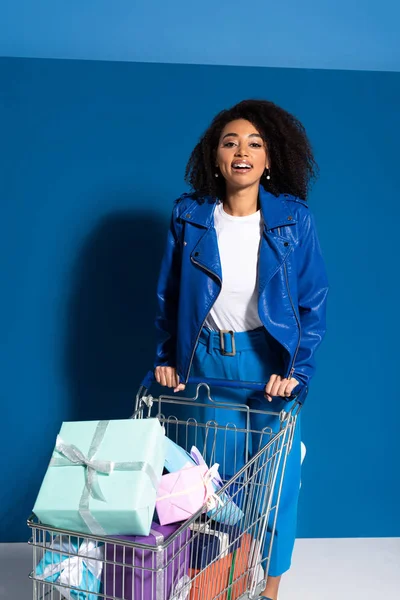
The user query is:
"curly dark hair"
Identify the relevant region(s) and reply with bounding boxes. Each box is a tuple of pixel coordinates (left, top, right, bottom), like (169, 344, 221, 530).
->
(185, 99, 318, 201)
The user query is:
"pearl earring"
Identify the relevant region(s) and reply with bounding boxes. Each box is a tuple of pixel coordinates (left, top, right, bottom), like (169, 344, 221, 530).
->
(264, 168, 271, 180)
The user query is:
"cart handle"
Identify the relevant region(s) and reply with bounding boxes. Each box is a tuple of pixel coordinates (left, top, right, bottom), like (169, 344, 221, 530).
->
(140, 371, 305, 403)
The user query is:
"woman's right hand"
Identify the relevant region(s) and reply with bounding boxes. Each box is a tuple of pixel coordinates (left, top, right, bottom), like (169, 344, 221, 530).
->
(154, 366, 186, 393)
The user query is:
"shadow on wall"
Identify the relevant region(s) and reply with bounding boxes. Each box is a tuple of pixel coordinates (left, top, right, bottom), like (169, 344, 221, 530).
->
(65, 208, 167, 422)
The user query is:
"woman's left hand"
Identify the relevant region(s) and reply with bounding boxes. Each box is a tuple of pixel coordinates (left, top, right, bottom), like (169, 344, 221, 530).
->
(265, 374, 300, 402)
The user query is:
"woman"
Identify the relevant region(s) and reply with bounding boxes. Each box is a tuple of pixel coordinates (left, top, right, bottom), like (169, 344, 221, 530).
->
(153, 99, 329, 600)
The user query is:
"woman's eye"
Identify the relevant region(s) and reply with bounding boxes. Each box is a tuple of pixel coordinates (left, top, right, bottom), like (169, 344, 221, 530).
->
(222, 141, 263, 148)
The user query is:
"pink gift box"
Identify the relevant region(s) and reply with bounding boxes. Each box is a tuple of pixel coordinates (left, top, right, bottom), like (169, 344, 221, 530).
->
(156, 464, 217, 526)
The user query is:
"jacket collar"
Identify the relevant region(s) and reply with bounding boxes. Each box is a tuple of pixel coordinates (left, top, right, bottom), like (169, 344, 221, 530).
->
(180, 186, 298, 231)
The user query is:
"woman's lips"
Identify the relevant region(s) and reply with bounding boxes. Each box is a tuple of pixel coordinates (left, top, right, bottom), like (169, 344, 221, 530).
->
(231, 163, 253, 174)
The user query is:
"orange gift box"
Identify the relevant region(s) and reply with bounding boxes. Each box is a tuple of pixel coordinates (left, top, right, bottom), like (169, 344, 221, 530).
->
(188, 533, 252, 600)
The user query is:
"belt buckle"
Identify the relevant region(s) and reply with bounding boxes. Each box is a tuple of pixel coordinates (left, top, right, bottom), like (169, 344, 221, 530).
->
(219, 330, 236, 356)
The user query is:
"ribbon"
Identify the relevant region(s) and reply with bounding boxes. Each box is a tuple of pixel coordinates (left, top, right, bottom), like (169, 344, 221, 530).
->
(170, 574, 191, 600)
(189, 448, 226, 511)
(51, 435, 114, 502)
(190, 447, 224, 490)
(37, 537, 104, 600)
(150, 528, 165, 599)
(50, 420, 159, 535)
(203, 465, 224, 511)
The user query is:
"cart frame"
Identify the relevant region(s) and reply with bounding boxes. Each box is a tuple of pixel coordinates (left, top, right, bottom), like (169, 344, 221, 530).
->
(28, 380, 300, 600)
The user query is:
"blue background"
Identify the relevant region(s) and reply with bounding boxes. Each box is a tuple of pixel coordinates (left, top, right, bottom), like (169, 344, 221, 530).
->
(1, 56, 399, 541)
(1, 0, 400, 72)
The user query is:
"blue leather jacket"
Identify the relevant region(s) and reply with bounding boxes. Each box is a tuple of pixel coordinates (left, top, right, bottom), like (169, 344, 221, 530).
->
(155, 185, 328, 395)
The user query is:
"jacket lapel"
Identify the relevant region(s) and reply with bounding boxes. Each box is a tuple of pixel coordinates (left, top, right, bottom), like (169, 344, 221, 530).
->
(258, 187, 298, 294)
(191, 227, 223, 282)
(180, 198, 222, 282)
(258, 187, 298, 230)
(258, 233, 293, 296)
(180, 188, 298, 289)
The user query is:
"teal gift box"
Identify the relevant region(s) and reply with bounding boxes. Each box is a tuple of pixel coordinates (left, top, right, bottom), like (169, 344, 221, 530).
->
(33, 419, 165, 536)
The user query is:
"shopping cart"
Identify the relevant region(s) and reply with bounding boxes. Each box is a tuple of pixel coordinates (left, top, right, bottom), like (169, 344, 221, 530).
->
(28, 375, 301, 600)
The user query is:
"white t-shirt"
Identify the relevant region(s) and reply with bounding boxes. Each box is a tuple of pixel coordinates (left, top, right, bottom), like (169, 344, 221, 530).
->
(204, 202, 263, 332)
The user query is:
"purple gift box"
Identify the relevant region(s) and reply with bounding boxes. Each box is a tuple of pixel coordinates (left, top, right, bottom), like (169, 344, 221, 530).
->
(103, 522, 191, 600)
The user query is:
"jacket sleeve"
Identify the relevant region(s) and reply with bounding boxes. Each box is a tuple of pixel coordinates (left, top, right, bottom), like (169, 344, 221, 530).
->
(154, 206, 183, 369)
(292, 209, 329, 389)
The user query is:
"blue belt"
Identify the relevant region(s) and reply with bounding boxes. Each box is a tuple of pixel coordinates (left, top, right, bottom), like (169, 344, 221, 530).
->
(198, 327, 266, 356)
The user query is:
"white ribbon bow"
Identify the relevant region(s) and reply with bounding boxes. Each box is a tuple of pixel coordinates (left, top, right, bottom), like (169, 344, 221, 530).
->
(170, 574, 191, 600)
(37, 537, 104, 599)
(203, 464, 224, 511)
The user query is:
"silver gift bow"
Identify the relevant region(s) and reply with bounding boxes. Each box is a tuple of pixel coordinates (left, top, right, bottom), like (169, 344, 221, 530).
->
(150, 528, 165, 599)
(50, 420, 159, 535)
(150, 528, 190, 600)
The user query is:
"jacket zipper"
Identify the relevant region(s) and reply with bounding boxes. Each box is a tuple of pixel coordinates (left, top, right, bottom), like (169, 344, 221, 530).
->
(278, 227, 301, 379)
(184, 256, 222, 383)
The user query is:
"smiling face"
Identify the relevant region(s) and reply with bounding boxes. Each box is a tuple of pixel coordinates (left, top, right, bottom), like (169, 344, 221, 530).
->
(215, 119, 269, 192)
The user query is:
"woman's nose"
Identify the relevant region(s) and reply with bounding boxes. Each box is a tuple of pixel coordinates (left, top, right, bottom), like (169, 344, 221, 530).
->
(234, 146, 248, 157)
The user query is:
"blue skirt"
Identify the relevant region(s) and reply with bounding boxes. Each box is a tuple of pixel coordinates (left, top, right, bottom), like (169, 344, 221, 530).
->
(188, 327, 302, 577)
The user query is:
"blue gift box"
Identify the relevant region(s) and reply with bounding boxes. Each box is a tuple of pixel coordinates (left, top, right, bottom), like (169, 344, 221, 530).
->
(189, 526, 229, 570)
(164, 436, 193, 472)
(35, 536, 103, 600)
